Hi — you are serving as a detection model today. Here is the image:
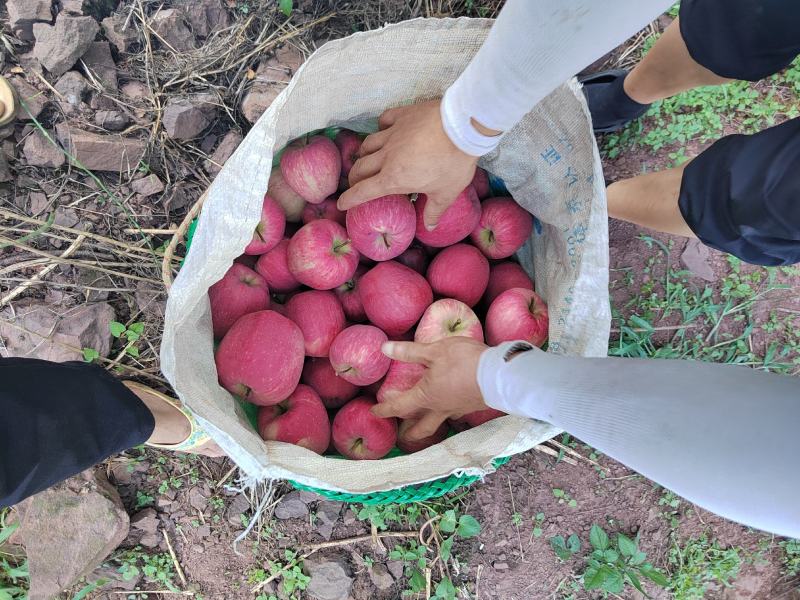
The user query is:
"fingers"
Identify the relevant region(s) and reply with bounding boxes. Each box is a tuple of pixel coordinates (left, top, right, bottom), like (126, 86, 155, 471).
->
(422, 192, 457, 230)
(358, 129, 390, 157)
(348, 150, 384, 186)
(381, 341, 432, 365)
(337, 174, 393, 211)
(378, 107, 400, 130)
(405, 412, 448, 441)
(371, 386, 425, 419)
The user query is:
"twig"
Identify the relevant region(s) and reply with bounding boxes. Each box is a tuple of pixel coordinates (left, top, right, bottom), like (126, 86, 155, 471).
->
(425, 567, 432, 599)
(533, 444, 577, 466)
(124, 227, 178, 235)
(110, 592, 193, 596)
(303, 530, 418, 552)
(215, 465, 238, 488)
(162, 529, 188, 588)
(507, 476, 525, 561)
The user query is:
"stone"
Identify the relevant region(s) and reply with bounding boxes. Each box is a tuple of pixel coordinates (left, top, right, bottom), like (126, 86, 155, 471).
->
(195, 524, 211, 538)
(75, 268, 114, 302)
(130, 508, 160, 548)
(162, 95, 217, 140)
(204, 130, 242, 175)
(493, 562, 510, 571)
(174, 0, 230, 38)
(241, 44, 304, 123)
(55, 123, 146, 172)
(102, 13, 138, 53)
(7, 0, 53, 42)
(61, 0, 86, 15)
(54, 206, 80, 228)
(54, 70, 90, 111)
(0, 300, 115, 361)
(241, 86, 281, 124)
(187, 487, 208, 512)
(29, 191, 50, 215)
(81, 41, 118, 90)
(135, 283, 165, 321)
(314, 501, 342, 540)
(386, 560, 404, 580)
(368, 564, 394, 591)
(304, 556, 353, 600)
(0, 154, 12, 183)
(131, 173, 164, 197)
(33, 15, 99, 77)
(9, 78, 47, 120)
(95, 110, 131, 131)
(23, 129, 65, 168)
(121, 80, 151, 100)
(680, 239, 716, 282)
(225, 494, 251, 525)
(274, 491, 310, 520)
(150, 8, 195, 52)
(342, 509, 356, 526)
(15, 469, 129, 599)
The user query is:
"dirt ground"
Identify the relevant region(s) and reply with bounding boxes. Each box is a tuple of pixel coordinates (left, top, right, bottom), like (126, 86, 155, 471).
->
(1, 1, 799, 599)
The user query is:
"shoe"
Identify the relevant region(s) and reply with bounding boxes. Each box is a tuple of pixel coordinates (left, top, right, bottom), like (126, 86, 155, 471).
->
(578, 69, 650, 134)
(0, 77, 18, 127)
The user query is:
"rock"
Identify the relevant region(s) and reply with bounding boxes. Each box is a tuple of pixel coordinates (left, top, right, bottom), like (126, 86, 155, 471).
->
(29, 191, 50, 215)
(174, 0, 230, 38)
(304, 556, 353, 600)
(102, 13, 138, 53)
(61, 0, 86, 15)
(23, 129, 64, 168)
(162, 95, 217, 140)
(342, 509, 357, 526)
(59, 0, 118, 20)
(680, 239, 716, 282)
(187, 488, 208, 512)
(0, 154, 12, 183)
(150, 8, 195, 52)
(195, 524, 211, 538)
(33, 15, 100, 77)
(95, 110, 131, 131)
(493, 562, 510, 571)
(0, 300, 115, 361)
(314, 501, 342, 540)
(9, 78, 47, 120)
(15, 469, 129, 599)
(55, 206, 80, 228)
(55, 123, 146, 172)
(130, 508, 160, 548)
(368, 564, 394, 591)
(87, 564, 141, 592)
(204, 130, 242, 175)
(75, 268, 114, 301)
(241, 86, 280, 124)
(386, 560, 404, 580)
(7, 0, 53, 42)
(135, 283, 165, 321)
(225, 494, 250, 525)
(54, 70, 90, 111)
(274, 491, 310, 520)
(81, 41, 118, 90)
(131, 173, 164, 197)
(121, 80, 151, 100)
(241, 45, 304, 123)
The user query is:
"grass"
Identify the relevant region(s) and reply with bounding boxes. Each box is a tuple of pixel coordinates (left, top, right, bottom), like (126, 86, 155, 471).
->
(667, 535, 742, 599)
(0, 509, 28, 600)
(780, 539, 800, 577)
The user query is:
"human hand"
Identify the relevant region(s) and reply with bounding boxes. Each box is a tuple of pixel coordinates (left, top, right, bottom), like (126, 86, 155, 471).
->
(337, 100, 478, 229)
(371, 337, 489, 440)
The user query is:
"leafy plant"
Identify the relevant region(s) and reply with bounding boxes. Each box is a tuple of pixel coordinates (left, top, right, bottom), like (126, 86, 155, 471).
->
(532, 512, 545, 538)
(278, 0, 293, 17)
(82, 347, 100, 363)
(667, 535, 741, 599)
(134, 490, 155, 510)
(550, 534, 581, 561)
(552, 488, 578, 508)
(780, 539, 800, 577)
(109, 321, 145, 358)
(0, 509, 28, 600)
(114, 549, 178, 591)
(264, 550, 310, 598)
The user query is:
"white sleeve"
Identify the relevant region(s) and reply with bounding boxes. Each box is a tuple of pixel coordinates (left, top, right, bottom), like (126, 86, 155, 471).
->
(442, 0, 671, 156)
(477, 343, 800, 539)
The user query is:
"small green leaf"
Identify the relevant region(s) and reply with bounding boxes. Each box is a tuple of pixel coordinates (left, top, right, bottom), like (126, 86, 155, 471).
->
(434, 577, 456, 600)
(409, 568, 425, 592)
(0, 521, 19, 545)
(109, 321, 126, 338)
(583, 565, 607, 590)
(278, 0, 292, 17)
(630, 550, 647, 565)
(567, 498, 577, 508)
(603, 549, 619, 563)
(440, 536, 454, 562)
(617, 533, 637, 558)
(457, 515, 481, 538)
(627, 570, 647, 596)
(388, 549, 402, 561)
(128, 322, 145, 335)
(126, 330, 141, 342)
(639, 565, 668, 587)
(533, 526, 543, 538)
(440, 510, 457, 533)
(82, 347, 100, 362)
(552, 488, 564, 498)
(600, 568, 624, 593)
(567, 534, 581, 553)
(535, 512, 545, 522)
(126, 345, 140, 357)
(549, 535, 569, 561)
(590, 525, 609, 551)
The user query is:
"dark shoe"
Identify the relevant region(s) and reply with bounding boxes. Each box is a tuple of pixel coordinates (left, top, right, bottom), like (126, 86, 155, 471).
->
(579, 69, 650, 134)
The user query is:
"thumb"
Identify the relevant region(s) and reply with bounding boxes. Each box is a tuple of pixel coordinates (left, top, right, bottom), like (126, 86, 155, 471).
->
(422, 192, 455, 231)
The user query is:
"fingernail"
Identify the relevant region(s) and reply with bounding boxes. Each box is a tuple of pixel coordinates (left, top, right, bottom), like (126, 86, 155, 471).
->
(424, 221, 436, 231)
(381, 341, 395, 356)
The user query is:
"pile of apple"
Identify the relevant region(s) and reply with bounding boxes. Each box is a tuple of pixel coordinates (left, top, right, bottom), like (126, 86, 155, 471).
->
(210, 130, 548, 461)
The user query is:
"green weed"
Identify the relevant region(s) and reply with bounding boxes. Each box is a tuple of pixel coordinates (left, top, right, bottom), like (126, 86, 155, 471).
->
(113, 548, 179, 592)
(780, 539, 800, 577)
(552, 488, 578, 508)
(0, 509, 28, 600)
(250, 550, 310, 600)
(667, 535, 741, 599)
(109, 321, 145, 358)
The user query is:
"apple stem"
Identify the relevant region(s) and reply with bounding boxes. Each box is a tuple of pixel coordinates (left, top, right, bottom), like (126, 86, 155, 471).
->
(448, 319, 462, 332)
(332, 239, 351, 255)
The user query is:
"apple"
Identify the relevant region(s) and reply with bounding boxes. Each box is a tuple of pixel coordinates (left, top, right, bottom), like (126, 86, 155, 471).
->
(244, 194, 286, 255)
(333, 264, 367, 322)
(414, 186, 480, 247)
(302, 357, 360, 409)
(470, 197, 533, 259)
(268, 167, 306, 222)
(395, 244, 429, 275)
(215, 310, 304, 406)
(450, 408, 506, 431)
(208, 263, 270, 339)
(376, 360, 425, 404)
(414, 299, 484, 344)
(359, 261, 433, 336)
(287, 219, 359, 290)
(483, 261, 533, 306)
(332, 396, 397, 459)
(257, 384, 330, 454)
(397, 419, 449, 453)
(255, 239, 300, 294)
(285, 290, 346, 357)
(334, 129, 362, 177)
(302, 196, 347, 226)
(329, 324, 390, 385)
(280, 135, 341, 204)
(345, 194, 416, 261)
(426, 243, 489, 307)
(485, 288, 549, 347)
(471, 167, 491, 199)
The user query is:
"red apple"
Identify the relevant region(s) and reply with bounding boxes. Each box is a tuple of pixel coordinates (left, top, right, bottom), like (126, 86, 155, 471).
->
(244, 194, 286, 255)
(208, 263, 270, 339)
(450, 408, 506, 431)
(215, 310, 304, 406)
(302, 357, 360, 409)
(334, 264, 368, 322)
(426, 243, 489, 307)
(287, 219, 359, 290)
(471, 167, 491, 199)
(397, 419, 449, 453)
(268, 167, 306, 222)
(359, 261, 433, 336)
(395, 244, 429, 275)
(285, 290, 346, 357)
(414, 299, 484, 344)
(280, 135, 341, 204)
(302, 196, 347, 226)
(346, 194, 416, 261)
(414, 186, 480, 247)
(255, 239, 300, 294)
(257, 384, 330, 454)
(329, 324, 390, 385)
(485, 288, 549, 347)
(376, 360, 425, 404)
(332, 396, 397, 459)
(334, 129, 362, 177)
(470, 197, 533, 259)
(484, 262, 533, 306)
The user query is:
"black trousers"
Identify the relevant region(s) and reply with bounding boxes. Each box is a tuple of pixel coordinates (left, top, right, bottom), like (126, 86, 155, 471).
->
(677, 0, 800, 266)
(0, 358, 154, 507)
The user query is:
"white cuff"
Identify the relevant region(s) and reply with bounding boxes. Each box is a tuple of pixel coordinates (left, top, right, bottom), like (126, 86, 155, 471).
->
(477, 341, 534, 413)
(441, 86, 504, 158)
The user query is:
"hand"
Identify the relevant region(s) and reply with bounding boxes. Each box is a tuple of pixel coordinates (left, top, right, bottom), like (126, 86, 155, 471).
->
(371, 337, 489, 440)
(337, 100, 478, 229)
